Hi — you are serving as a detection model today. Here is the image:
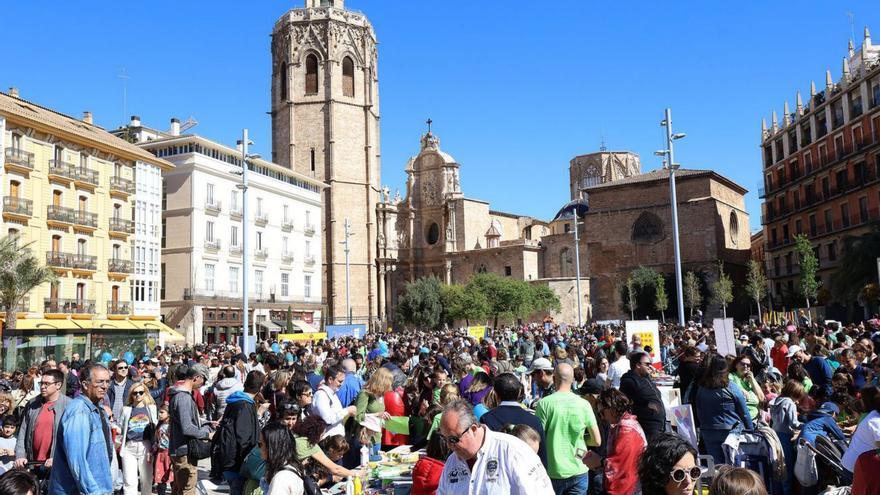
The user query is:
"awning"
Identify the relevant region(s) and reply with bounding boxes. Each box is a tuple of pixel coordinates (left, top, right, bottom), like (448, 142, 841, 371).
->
(256, 320, 284, 333)
(0, 318, 80, 331)
(160, 327, 186, 343)
(129, 320, 176, 333)
(76, 319, 140, 331)
(290, 320, 319, 333)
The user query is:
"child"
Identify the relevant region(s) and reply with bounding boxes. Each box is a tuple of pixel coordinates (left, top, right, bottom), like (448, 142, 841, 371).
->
(153, 406, 173, 495)
(431, 368, 449, 405)
(503, 424, 541, 455)
(0, 416, 17, 474)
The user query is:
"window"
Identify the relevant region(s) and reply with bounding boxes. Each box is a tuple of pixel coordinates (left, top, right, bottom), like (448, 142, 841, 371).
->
(283, 205, 289, 223)
(809, 214, 817, 237)
(835, 135, 845, 160)
(831, 99, 844, 128)
(841, 203, 851, 228)
(161, 218, 166, 248)
(7, 229, 19, 247)
(229, 267, 239, 293)
(310, 149, 316, 172)
(206, 221, 214, 242)
(112, 244, 121, 259)
(824, 209, 832, 231)
(256, 197, 263, 216)
(205, 264, 215, 291)
(794, 219, 802, 235)
(828, 241, 837, 261)
(231, 225, 239, 247)
(631, 211, 665, 244)
(342, 57, 355, 97)
(426, 223, 440, 245)
(836, 170, 848, 192)
(305, 54, 319, 94)
(161, 263, 166, 300)
(305, 240, 311, 257)
(279, 61, 288, 100)
(304, 275, 312, 298)
(231, 190, 239, 212)
(773, 257, 780, 277)
(255, 270, 263, 296)
(282, 236, 289, 253)
(822, 177, 830, 198)
(206, 183, 215, 205)
(305, 210, 311, 227)
(504, 266, 512, 277)
(729, 212, 739, 244)
(859, 197, 869, 223)
(782, 224, 790, 242)
(256, 231, 263, 250)
(10, 134, 21, 151)
(281, 273, 289, 297)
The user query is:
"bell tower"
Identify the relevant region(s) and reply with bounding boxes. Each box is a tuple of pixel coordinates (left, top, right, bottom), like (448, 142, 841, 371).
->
(271, 1, 381, 324)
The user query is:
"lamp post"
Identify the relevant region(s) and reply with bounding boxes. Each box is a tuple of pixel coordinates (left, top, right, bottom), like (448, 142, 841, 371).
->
(341, 218, 353, 324)
(657, 108, 687, 325)
(236, 129, 260, 354)
(572, 216, 583, 327)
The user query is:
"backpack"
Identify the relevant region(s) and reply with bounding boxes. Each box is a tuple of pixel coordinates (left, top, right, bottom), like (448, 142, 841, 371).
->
(282, 466, 319, 495)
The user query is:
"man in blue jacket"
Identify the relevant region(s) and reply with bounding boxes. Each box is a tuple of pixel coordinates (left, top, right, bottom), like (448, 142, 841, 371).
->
(480, 373, 548, 467)
(49, 364, 114, 495)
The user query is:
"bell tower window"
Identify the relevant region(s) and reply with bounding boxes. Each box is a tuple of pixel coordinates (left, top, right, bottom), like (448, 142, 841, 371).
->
(305, 55, 319, 95)
(342, 57, 355, 97)
(279, 62, 288, 100)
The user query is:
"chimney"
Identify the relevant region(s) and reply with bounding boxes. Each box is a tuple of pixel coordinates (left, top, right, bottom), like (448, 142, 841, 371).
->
(130, 115, 141, 127)
(170, 117, 181, 136)
(82, 111, 93, 124)
(8, 87, 19, 98)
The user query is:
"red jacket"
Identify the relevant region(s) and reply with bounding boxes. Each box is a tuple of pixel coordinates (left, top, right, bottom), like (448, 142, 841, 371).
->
(411, 457, 445, 495)
(604, 413, 647, 495)
(382, 389, 408, 446)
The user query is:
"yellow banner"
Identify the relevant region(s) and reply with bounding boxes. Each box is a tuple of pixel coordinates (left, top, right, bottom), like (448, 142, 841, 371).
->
(278, 332, 327, 342)
(467, 326, 486, 340)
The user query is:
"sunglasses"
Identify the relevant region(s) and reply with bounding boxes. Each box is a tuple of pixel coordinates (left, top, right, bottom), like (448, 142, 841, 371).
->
(132, 390, 146, 396)
(739, 362, 751, 368)
(117, 366, 128, 371)
(670, 466, 702, 483)
(439, 423, 474, 445)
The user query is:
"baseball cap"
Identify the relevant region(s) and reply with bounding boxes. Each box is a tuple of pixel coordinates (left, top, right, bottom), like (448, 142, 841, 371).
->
(817, 402, 840, 415)
(580, 378, 606, 395)
(529, 358, 554, 373)
(785, 345, 802, 358)
(739, 334, 749, 342)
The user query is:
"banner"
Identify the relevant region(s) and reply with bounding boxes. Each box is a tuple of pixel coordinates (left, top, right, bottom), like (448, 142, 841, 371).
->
(278, 332, 327, 342)
(625, 320, 660, 363)
(326, 324, 366, 339)
(467, 326, 487, 340)
(713, 318, 736, 358)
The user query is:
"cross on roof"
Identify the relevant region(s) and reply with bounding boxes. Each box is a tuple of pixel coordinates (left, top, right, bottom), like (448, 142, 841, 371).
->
(426, 118, 433, 134)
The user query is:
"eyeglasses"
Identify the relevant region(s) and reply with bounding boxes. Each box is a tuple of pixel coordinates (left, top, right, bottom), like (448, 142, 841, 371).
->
(90, 379, 111, 387)
(739, 362, 751, 368)
(301, 391, 313, 397)
(439, 423, 475, 445)
(670, 466, 702, 483)
(40, 381, 59, 388)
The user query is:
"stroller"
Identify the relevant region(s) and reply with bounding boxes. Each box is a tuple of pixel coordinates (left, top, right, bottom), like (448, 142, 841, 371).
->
(722, 428, 786, 495)
(798, 435, 852, 490)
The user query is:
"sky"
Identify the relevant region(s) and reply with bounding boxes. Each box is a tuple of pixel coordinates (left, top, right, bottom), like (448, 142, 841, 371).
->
(3, 0, 879, 231)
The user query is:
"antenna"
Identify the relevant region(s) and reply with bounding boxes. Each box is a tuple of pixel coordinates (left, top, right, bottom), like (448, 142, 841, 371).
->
(117, 67, 130, 125)
(599, 134, 607, 152)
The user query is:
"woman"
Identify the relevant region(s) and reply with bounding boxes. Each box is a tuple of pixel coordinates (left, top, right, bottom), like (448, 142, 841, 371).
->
(289, 380, 314, 421)
(637, 432, 700, 495)
(269, 371, 291, 419)
(843, 384, 880, 474)
(693, 353, 753, 465)
(315, 436, 350, 487)
(710, 466, 768, 495)
(119, 382, 158, 495)
(742, 335, 770, 383)
(261, 422, 305, 495)
(343, 368, 392, 468)
(9, 376, 36, 417)
(585, 388, 646, 495)
(293, 415, 358, 480)
(461, 372, 493, 407)
(594, 357, 610, 384)
(729, 354, 766, 422)
(769, 380, 805, 495)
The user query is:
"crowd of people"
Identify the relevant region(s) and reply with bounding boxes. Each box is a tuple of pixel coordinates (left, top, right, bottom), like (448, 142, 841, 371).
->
(0, 314, 877, 495)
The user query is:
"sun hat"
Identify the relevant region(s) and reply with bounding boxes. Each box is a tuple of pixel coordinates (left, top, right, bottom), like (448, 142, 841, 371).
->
(529, 358, 554, 373)
(785, 345, 802, 358)
(360, 413, 383, 433)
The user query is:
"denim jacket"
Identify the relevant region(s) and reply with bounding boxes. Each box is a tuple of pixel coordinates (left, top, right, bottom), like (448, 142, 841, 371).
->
(48, 395, 114, 495)
(693, 381, 754, 431)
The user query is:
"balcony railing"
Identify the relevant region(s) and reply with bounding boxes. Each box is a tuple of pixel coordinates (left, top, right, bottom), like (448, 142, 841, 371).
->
(72, 210, 98, 228)
(44, 298, 95, 315)
(304, 255, 315, 265)
(254, 212, 268, 226)
(4, 148, 34, 169)
(304, 223, 316, 235)
(205, 238, 222, 251)
(107, 301, 131, 315)
(254, 248, 268, 259)
(73, 167, 99, 186)
(47, 205, 76, 224)
(109, 176, 136, 194)
(47, 160, 76, 180)
(3, 196, 32, 216)
(109, 217, 135, 234)
(281, 219, 294, 231)
(281, 251, 294, 264)
(205, 199, 222, 214)
(230, 207, 242, 219)
(71, 254, 97, 271)
(108, 258, 132, 273)
(46, 251, 72, 268)
(229, 244, 242, 256)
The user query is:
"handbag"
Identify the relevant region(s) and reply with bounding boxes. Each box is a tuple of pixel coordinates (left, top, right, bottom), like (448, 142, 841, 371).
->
(794, 441, 819, 487)
(187, 437, 212, 461)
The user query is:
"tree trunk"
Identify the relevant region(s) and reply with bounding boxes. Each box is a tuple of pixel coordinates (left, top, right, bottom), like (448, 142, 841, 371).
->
(661, 310, 666, 324)
(756, 298, 763, 324)
(493, 314, 499, 330)
(722, 304, 727, 319)
(805, 297, 811, 311)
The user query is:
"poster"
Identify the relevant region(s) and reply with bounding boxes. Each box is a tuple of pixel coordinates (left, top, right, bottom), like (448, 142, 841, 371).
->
(467, 326, 487, 340)
(670, 404, 698, 449)
(625, 320, 660, 363)
(326, 324, 366, 339)
(713, 318, 736, 358)
(278, 332, 327, 342)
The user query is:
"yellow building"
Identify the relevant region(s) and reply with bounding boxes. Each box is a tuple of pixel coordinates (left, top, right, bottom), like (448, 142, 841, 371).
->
(0, 89, 176, 370)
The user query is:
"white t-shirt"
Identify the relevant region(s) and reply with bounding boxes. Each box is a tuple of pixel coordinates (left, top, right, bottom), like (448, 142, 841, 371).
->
(843, 410, 880, 472)
(266, 466, 305, 495)
(313, 384, 347, 439)
(437, 427, 552, 495)
(608, 356, 630, 389)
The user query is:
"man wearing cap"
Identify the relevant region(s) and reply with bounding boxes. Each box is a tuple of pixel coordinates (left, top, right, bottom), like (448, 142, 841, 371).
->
(789, 345, 834, 397)
(800, 401, 846, 447)
(529, 358, 555, 407)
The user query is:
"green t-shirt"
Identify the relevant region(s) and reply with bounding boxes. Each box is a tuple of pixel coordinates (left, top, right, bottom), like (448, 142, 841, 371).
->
(729, 373, 759, 421)
(294, 435, 321, 461)
(535, 391, 597, 479)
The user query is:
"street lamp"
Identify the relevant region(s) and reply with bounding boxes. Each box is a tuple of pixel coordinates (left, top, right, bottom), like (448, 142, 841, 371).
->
(552, 198, 589, 327)
(659, 108, 687, 326)
(233, 129, 260, 354)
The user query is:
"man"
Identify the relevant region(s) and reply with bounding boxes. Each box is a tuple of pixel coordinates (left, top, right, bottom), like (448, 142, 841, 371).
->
(213, 371, 266, 495)
(619, 351, 667, 441)
(58, 361, 80, 398)
(437, 399, 552, 494)
(528, 358, 555, 407)
(335, 358, 363, 408)
(14, 369, 72, 470)
(675, 347, 701, 402)
(169, 365, 213, 495)
(607, 341, 630, 389)
(107, 360, 133, 421)
(209, 365, 243, 421)
(313, 365, 357, 439)
(518, 333, 536, 369)
(629, 334, 644, 354)
(535, 364, 600, 495)
(789, 345, 834, 397)
(48, 364, 114, 495)
(480, 373, 548, 467)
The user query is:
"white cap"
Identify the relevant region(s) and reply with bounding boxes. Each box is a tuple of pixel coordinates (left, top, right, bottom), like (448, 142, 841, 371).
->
(786, 345, 802, 358)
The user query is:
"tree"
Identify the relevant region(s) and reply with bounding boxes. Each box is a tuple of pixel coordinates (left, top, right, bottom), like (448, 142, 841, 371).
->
(625, 277, 636, 321)
(654, 274, 669, 323)
(468, 273, 532, 328)
(745, 260, 768, 323)
(528, 284, 562, 316)
(441, 283, 489, 326)
(794, 234, 820, 310)
(395, 276, 443, 329)
(711, 261, 734, 318)
(683, 271, 702, 319)
(0, 236, 57, 336)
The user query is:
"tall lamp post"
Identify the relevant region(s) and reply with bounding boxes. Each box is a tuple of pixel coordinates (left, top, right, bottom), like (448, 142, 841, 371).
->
(656, 108, 687, 325)
(236, 129, 260, 354)
(341, 218, 353, 324)
(552, 198, 589, 327)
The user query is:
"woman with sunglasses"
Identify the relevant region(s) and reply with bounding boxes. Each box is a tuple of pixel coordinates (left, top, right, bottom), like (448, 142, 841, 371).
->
(729, 354, 765, 422)
(118, 383, 158, 495)
(637, 432, 700, 495)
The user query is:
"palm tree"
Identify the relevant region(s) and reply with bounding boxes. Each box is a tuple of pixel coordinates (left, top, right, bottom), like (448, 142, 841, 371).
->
(0, 236, 57, 335)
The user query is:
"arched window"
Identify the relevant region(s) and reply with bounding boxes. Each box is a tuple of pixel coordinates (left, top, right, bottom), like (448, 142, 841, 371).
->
(631, 211, 665, 244)
(279, 62, 288, 100)
(729, 211, 739, 245)
(342, 57, 355, 97)
(305, 54, 319, 94)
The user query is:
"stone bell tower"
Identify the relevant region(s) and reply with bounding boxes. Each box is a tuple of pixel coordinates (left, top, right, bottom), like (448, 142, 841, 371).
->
(271, 0, 381, 324)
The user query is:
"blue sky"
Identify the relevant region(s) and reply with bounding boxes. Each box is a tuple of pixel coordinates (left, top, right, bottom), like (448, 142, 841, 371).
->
(3, 1, 878, 230)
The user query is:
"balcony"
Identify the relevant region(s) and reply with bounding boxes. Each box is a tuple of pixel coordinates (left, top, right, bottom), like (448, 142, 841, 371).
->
(70, 254, 97, 272)
(71, 210, 98, 230)
(230, 207, 242, 220)
(281, 251, 294, 264)
(254, 248, 268, 260)
(47, 160, 76, 183)
(72, 167, 99, 188)
(281, 218, 294, 232)
(254, 212, 268, 226)
(4, 148, 34, 173)
(109, 176, 135, 196)
(205, 199, 222, 215)
(44, 298, 95, 315)
(109, 217, 135, 235)
(46, 205, 75, 226)
(2, 196, 33, 219)
(46, 251, 72, 269)
(108, 258, 132, 274)
(204, 238, 222, 251)
(304, 254, 316, 265)
(304, 223, 316, 236)
(107, 301, 131, 316)
(229, 244, 242, 256)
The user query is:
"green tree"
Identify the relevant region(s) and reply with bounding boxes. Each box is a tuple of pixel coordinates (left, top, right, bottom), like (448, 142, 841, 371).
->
(0, 236, 57, 336)
(711, 261, 734, 318)
(468, 273, 532, 328)
(745, 260, 768, 323)
(625, 277, 636, 320)
(441, 283, 489, 326)
(395, 276, 444, 329)
(654, 274, 669, 323)
(794, 234, 820, 310)
(683, 271, 702, 318)
(528, 283, 562, 316)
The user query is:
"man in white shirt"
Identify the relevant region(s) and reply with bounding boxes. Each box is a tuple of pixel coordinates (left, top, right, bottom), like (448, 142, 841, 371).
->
(312, 364, 357, 439)
(437, 399, 552, 495)
(607, 341, 630, 389)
